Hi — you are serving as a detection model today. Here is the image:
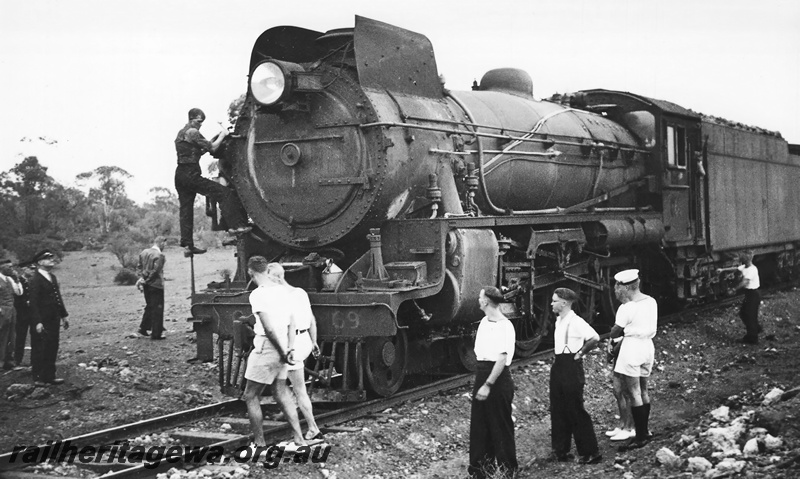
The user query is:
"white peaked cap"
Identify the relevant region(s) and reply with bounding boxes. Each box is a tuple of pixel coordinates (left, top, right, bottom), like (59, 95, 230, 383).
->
(614, 269, 639, 284)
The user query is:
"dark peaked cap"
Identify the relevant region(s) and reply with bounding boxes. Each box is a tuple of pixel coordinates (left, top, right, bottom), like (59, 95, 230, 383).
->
(31, 249, 56, 264)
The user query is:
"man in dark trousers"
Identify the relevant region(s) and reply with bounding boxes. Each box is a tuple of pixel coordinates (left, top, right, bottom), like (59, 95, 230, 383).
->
(736, 251, 761, 344)
(0, 259, 23, 370)
(136, 236, 167, 340)
(13, 264, 34, 367)
(174, 107, 251, 256)
(29, 250, 69, 386)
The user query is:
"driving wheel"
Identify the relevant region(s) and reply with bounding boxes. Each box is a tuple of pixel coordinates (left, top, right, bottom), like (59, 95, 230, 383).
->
(363, 330, 407, 396)
(455, 337, 478, 372)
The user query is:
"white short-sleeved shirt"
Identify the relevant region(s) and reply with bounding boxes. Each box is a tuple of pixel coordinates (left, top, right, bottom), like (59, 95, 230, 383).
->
(249, 285, 292, 351)
(738, 264, 760, 290)
(554, 310, 599, 354)
(474, 316, 516, 366)
(291, 287, 314, 331)
(615, 295, 657, 377)
(614, 296, 658, 339)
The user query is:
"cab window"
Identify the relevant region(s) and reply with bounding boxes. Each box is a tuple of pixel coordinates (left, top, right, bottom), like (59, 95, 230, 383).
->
(621, 111, 656, 148)
(666, 125, 687, 168)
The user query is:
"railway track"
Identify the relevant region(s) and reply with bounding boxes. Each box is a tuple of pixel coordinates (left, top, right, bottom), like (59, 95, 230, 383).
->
(0, 349, 555, 478)
(1, 283, 791, 478)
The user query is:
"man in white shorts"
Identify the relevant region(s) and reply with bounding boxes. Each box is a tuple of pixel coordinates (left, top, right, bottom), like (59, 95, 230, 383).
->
(240, 256, 307, 456)
(267, 263, 323, 442)
(608, 269, 657, 451)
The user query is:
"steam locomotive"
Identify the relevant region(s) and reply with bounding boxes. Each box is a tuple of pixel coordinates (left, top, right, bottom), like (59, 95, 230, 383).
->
(189, 16, 800, 399)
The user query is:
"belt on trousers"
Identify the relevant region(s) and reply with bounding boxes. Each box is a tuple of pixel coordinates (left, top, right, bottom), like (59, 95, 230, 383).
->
(296, 329, 308, 334)
(475, 361, 509, 371)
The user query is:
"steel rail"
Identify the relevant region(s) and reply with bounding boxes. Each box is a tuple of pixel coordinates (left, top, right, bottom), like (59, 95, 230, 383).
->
(92, 349, 557, 478)
(0, 399, 244, 472)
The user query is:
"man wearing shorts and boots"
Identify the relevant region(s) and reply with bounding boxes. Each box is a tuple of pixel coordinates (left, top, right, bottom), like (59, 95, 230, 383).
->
(608, 269, 657, 451)
(240, 256, 307, 457)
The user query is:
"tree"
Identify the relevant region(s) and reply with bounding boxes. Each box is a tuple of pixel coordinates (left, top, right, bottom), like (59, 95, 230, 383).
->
(0, 156, 97, 258)
(0, 195, 21, 247)
(76, 166, 133, 234)
(208, 93, 248, 178)
(1, 156, 53, 196)
(107, 230, 148, 270)
(140, 187, 180, 239)
(109, 200, 143, 233)
(141, 210, 178, 239)
(147, 186, 179, 212)
(42, 184, 94, 237)
(0, 156, 55, 234)
(227, 93, 246, 126)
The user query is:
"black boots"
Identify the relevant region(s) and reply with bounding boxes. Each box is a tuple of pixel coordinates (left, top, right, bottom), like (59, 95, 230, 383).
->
(643, 403, 652, 438)
(183, 245, 207, 256)
(618, 404, 650, 452)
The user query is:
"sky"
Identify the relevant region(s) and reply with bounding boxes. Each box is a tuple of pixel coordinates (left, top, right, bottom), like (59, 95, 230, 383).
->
(1, 0, 799, 204)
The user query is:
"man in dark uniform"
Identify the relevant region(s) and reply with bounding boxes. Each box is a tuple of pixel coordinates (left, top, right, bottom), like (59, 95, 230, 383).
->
(136, 236, 167, 340)
(29, 250, 69, 386)
(174, 107, 251, 256)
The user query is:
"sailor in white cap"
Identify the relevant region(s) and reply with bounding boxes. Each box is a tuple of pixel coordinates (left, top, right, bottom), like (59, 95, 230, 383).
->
(614, 269, 639, 285)
(608, 269, 658, 451)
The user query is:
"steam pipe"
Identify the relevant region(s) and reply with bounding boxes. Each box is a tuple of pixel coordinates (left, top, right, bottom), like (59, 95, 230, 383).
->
(437, 161, 464, 215)
(445, 91, 504, 215)
(483, 107, 577, 171)
(427, 174, 442, 219)
(358, 121, 648, 153)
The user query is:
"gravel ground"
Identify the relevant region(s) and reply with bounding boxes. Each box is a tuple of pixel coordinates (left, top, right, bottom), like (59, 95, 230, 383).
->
(1, 250, 798, 478)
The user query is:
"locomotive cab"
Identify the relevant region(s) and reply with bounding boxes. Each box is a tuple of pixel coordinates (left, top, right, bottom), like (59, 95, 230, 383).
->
(577, 90, 705, 246)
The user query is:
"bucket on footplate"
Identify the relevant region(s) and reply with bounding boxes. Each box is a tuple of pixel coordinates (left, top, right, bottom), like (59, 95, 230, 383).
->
(322, 261, 343, 291)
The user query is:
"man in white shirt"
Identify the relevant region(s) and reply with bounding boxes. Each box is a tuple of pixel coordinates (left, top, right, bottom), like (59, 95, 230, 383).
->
(736, 251, 761, 344)
(239, 256, 307, 457)
(549, 287, 602, 464)
(609, 269, 657, 451)
(469, 286, 518, 477)
(267, 263, 324, 442)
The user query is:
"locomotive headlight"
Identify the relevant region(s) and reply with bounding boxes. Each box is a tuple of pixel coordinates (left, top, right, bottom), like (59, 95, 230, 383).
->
(250, 61, 286, 106)
(250, 59, 323, 106)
